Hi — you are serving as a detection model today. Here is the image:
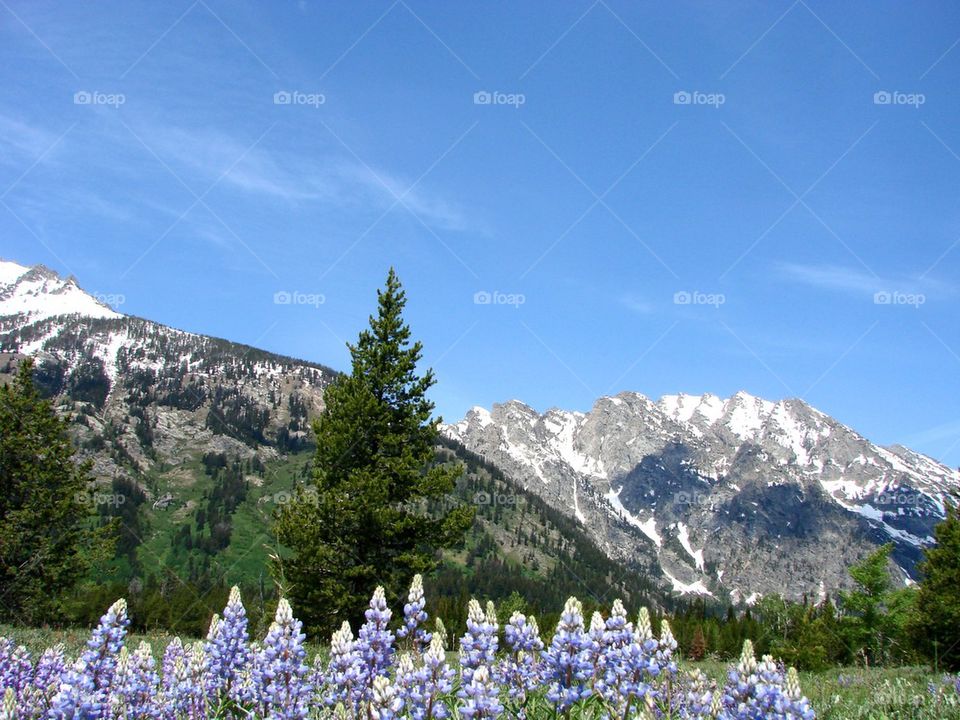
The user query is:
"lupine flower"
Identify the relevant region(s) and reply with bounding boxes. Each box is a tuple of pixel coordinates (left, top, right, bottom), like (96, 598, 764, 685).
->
(370, 674, 402, 720)
(434, 619, 448, 651)
(396, 633, 455, 720)
(543, 597, 593, 713)
(498, 611, 543, 712)
(1, 688, 15, 720)
(355, 586, 396, 703)
(112, 641, 160, 719)
(680, 668, 715, 719)
(49, 597, 129, 719)
(160, 637, 185, 687)
(397, 575, 431, 656)
(784, 666, 816, 720)
(258, 598, 312, 719)
(459, 665, 502, 720)
(596, 603, 659, 717)
(0, 643, 31, 706)
(25, 644, 66, 716)
(17, 592, 825, 720)
(324, 621, 364, 714)
(459, 599, 498, 688)
(204, 586, 253, 706)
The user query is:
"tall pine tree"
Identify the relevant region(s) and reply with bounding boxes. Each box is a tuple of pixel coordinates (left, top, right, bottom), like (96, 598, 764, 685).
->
(0, 358, 116, 625)
(273, 269, 474, 637)
(912, 503, 960, 670)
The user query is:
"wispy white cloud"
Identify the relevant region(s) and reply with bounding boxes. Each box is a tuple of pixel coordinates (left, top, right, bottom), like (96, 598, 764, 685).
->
(620, 294, 656, 315)
(903, 418, 960, 446)
(776, 262, 954, 297)
(0, 113, 68, 167)
(141, 125, 470, 230)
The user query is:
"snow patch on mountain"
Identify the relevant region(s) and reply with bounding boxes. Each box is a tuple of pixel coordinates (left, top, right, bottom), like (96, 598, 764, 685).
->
(675, 522, 705, 571)
(606, 486, 661, 547)
(663, 569, 712, 596)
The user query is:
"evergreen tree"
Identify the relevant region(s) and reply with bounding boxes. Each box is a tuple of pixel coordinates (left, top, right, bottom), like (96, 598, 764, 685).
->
(0, 359, 116, 624)
(912, 504, 960, 671)
(838, 543, 916, 665)
(689, 625, 707, 660)
(273, 269, 474, 638)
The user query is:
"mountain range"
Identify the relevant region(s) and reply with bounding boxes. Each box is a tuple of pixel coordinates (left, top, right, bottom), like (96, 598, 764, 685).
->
(2, 258, 958, 606)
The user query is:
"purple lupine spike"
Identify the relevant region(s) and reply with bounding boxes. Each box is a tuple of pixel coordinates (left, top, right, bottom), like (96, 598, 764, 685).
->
(324, 621, 363, 714)
(27, 644, 66, 716)
(593, 599, 644, 712)
(543, 597, 593, 713)
(48, 597, 129, 719)
(396, 575, 431, 655)
(459, 599, 498, 689)
(497, 611, 543, 714)
(458, 665, 502, 720)
(679, 668, 716, 720)
(160, 637, 185, 687)
(396, 635, 455, 720)
(4, 644, 32, 701)
(204, 586, 253, 706)
(259, 598, 312, 720)
(112, 642, 160, 719)
(0, 639, 13, 687)
(370, 674, 402, 720)
(355, 586, 395, 698)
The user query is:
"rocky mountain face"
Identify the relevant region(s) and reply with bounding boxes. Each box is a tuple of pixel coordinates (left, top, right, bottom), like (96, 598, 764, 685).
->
(444, 392, 960, 603)
(0, 259, 336, 492)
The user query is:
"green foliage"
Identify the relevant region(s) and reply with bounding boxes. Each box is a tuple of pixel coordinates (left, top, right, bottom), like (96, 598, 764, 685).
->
(838, 543, 918, 666)
(273, 269, 474, 637)
(911, 503, 960, 671)
(0, 358, 116, 625)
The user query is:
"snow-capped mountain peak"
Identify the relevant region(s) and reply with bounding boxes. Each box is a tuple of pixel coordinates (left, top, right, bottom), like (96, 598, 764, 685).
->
(445, 390, 960, 602)
(0, 260, 121, 323)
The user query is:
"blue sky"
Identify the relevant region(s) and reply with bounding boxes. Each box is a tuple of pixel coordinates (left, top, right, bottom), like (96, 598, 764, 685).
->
(1, 1, 959, 465)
